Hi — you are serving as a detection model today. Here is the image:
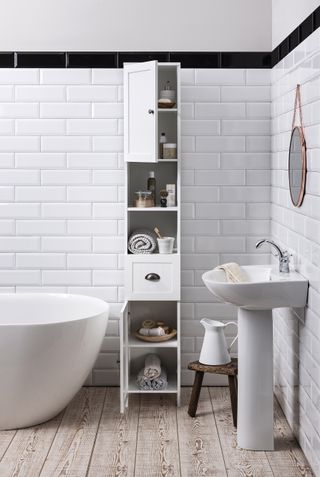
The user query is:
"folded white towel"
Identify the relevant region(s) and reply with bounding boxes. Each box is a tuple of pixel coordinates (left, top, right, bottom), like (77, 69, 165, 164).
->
(143, 353, 161, 379)
(214, 262, 249, 283)
(138, 327, 165, 337)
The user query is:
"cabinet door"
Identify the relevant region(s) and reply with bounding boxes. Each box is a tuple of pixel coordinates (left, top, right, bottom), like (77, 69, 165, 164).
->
(124, 61, 158, 162)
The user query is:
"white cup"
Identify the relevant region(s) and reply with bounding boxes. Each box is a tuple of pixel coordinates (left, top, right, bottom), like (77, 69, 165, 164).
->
(157, 237, 175, 254)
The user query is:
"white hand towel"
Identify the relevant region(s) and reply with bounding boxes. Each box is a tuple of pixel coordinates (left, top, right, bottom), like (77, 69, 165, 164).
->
(214, 262, 249, 283)
(139, 327, 166, 337)
(143, 354, 161, 379)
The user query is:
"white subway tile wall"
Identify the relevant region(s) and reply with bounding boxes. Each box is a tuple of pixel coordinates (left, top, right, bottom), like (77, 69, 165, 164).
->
(272, 29, 320, 476)
(0, 67, 270, 388)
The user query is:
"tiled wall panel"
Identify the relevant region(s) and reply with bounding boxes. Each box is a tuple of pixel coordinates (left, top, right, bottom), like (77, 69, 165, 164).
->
(271, 29, 320, 476)
(0, 67, 270, 387)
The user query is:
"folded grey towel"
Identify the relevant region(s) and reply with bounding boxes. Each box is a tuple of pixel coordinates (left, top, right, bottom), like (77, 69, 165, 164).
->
(128, 229, 157, 254)
(136, 367, 168, 390)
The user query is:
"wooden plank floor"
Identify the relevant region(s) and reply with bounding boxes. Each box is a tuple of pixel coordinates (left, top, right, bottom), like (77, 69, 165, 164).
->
(0, 387, 313, 477)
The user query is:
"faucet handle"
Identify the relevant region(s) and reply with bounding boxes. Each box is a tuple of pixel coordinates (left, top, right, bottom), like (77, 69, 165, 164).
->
(279, 251, 291, 272)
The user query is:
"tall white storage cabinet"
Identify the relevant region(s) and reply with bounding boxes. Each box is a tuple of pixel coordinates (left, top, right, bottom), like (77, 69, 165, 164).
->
(120, 61, 181, 412)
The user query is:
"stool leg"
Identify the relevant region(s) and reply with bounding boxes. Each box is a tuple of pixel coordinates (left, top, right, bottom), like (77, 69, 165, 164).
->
(228, 375, 237, 427)
(188, 371, 204, 417)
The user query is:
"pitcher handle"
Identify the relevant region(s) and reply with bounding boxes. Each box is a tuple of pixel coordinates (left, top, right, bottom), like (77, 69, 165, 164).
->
(225, 321, 238, 352)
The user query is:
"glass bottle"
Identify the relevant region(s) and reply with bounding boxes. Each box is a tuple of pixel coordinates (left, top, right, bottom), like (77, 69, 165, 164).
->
(159, 132, 167, 159)
(147, 171, 156, 206)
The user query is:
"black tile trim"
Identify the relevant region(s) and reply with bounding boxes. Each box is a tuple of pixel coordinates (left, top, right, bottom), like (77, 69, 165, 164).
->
(271, 5, 320, 66)
(1, 6, 320, 70)
(16, 52, 66, 68)
(0, 51, 271, 68)
(0, 53, 15, 67)
(170, 52, 220, 68)
(221, 52, 271, 68)
(67, 52, 117, 68)
(118, 52, 169, 67)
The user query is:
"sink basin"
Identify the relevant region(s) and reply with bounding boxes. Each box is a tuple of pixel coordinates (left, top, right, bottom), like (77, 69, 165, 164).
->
(202, 265, 308, 452)
(202, 265, 308, 310)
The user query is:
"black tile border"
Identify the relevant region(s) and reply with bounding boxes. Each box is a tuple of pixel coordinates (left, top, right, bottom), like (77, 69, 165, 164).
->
(221, 52, 271, 68)
(67, 52, 117, 68)
(271, 6, 320, 67)
(0, 6, 319, 70)
(16, 52, 66, 68)
(0, 53, 15, 67)
(118, 52, 169, 67)
(170, 52, 221, 68)
(0, 50, 272, 69)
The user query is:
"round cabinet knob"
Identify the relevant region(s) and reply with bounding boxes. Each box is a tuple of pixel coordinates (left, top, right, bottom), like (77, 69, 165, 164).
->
(148, 109, 154, 114)
(145, 273, 160, 281)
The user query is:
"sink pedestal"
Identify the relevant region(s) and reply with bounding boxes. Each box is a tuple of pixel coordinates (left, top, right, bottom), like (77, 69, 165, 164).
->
(202, 264, 308, 451)
(238, 308, 274, 451)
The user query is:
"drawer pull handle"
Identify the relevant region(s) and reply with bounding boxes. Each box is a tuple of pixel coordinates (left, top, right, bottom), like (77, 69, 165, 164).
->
(145, 273, 160, 282)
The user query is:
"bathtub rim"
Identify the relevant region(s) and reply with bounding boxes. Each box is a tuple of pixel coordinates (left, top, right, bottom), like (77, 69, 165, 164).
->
(0, 293, 109, 327)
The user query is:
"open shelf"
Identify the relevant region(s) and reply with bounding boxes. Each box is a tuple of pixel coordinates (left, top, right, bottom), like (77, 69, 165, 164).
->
(127, 207, 178, 212)
(128, 375, 177, 393)
(127, 161, 177, 208)
(158, 159, 178, 162)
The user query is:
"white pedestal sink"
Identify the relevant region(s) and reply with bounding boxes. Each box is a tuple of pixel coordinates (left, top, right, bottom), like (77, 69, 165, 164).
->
(202, 265, 308, 451)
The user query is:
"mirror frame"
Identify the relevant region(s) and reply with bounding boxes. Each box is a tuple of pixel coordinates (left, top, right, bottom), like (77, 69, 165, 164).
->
(288, 125, 307, 207)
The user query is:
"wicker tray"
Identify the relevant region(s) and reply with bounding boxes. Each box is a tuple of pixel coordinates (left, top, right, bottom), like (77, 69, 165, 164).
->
(158, 101, 176, 109)
(134, 329, 177, 342)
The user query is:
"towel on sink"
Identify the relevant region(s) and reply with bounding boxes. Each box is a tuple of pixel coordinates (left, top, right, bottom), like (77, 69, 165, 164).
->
(214, 262, 249, 283)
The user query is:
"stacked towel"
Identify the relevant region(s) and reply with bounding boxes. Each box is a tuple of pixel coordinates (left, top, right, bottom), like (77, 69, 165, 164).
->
(136, 353, 168, 390)
(214, 262, 249, 283)
(128, 229, 157, 254)
(144, 354, 161, 379)
(137, 368, 168, 390)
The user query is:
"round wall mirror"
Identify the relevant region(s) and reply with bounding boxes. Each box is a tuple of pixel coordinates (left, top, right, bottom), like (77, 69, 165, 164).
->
(288, 126, 306, 207)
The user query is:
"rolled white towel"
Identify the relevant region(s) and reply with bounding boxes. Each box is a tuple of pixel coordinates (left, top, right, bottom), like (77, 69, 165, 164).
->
(139, 327, 166, 337)
(144, 353, 161, 380)
(128, 229, 157, 254)
(214, 262, 249, 283)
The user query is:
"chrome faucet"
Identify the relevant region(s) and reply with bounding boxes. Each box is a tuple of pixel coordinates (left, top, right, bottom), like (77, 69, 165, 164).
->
(256, 239, 290, 273)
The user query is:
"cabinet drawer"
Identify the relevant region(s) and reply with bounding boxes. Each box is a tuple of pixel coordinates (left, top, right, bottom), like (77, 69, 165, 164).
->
(125, 255, 180, 300)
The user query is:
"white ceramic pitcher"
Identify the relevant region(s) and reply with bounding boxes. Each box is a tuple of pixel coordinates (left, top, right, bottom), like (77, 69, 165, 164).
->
(199, 318, 238, 365)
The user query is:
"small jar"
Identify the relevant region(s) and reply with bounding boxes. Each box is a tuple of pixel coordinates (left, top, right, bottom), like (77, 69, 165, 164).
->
(134, 191, 154, 208)
(163, 143, 177, 159)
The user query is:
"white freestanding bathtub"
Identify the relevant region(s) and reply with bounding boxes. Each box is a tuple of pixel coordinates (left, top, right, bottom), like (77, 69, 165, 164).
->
(0, 293, 109, 430)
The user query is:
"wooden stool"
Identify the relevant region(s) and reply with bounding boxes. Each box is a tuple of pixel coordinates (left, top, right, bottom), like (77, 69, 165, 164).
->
(187, 358, 238, 427)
